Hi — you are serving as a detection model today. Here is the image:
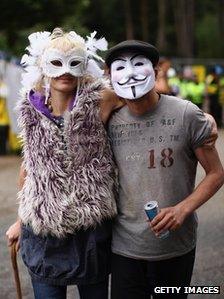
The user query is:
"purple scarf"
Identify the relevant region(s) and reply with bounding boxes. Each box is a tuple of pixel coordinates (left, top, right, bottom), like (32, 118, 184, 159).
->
(28, 90, 77, 121)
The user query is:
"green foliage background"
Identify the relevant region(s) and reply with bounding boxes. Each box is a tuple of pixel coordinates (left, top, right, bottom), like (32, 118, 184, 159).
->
(0, 0, 223, 58)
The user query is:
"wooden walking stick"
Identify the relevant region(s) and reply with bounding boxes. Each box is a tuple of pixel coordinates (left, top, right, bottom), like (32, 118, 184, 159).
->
(10, 241, 22, 299)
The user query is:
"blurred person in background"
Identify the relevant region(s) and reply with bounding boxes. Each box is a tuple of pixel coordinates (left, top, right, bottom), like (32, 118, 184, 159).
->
(5, 27, 123, 299)
(155, 56, 172, 95)
(179, 73, 205, 109)
(189, 74, 205, 109)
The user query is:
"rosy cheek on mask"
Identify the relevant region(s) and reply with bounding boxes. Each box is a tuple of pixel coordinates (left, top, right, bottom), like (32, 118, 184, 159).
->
(143, 67, 152, 76)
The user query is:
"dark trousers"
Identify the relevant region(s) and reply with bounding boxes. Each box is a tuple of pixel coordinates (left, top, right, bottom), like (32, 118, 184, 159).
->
(32, 277, 109, 299)
(111, 248, 195, 299)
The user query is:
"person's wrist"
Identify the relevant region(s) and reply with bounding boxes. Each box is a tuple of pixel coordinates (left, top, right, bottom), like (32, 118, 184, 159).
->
(16, 219, 22, 225)
(177, 201, 192, 217)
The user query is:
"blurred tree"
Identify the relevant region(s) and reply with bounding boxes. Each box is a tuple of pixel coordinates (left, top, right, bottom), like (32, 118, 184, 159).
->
(196, 13, 220, 58)
(156, 0, 167, 52)
(140, 0, 149, 41)
(83, 0, 125, 48)
(0, 0, 89, 56)
(218, 0, 224, 53)
(0, 0, 223, 59)
(124, 0, 134, 39)
(172, 0, 195, 57)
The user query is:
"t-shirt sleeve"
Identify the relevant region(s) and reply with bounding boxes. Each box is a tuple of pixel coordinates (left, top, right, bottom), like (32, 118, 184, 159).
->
(202, 113, 218, 148)
(183, 101, 212, 150)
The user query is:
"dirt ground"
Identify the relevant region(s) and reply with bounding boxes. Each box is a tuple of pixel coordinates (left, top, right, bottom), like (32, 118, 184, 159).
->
(0, 130, 224, 299)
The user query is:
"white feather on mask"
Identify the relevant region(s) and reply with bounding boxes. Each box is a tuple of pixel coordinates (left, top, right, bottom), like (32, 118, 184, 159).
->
(86, 31, 108, 51)
(86, 31, 108, 62)
(21, 66, 42, 91)
(21, 54, 36, 66)
(26, 31, 51, 57)
(21, 32, 51, 91)
(21, 30, 107, 91)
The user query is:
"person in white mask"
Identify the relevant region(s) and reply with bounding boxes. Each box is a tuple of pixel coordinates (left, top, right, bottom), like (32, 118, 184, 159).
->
(5, 28, 123, 299)
(110, 53, 156, 100)
(105, 40, 224, 299)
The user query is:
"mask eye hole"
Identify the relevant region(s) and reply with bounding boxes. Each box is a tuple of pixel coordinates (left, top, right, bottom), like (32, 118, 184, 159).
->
(116, 66, 125, 71)
(70, 60, 81, 67)
(50, 60, 62, 67)
(134, 62, 144, 66)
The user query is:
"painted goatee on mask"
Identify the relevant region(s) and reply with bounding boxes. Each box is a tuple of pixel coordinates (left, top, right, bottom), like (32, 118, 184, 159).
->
(110, 53, 155, 100)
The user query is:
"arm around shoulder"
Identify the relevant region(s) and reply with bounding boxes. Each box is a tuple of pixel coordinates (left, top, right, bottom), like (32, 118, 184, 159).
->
(100, 88, 125, 124)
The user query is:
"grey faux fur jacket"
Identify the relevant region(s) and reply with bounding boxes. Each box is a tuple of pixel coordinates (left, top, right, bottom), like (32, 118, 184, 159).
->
(18, 78, 117, 238)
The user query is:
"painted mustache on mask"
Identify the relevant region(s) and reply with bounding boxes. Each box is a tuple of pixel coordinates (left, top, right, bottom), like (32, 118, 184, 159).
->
(117, 74, 147, 86)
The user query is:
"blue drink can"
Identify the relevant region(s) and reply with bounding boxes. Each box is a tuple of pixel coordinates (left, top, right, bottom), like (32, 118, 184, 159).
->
(144, 201, 169, 239)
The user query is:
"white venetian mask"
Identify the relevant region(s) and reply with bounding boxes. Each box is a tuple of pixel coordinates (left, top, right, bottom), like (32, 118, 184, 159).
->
(40, 48, 87, 78)
(110, 53, 155, 100)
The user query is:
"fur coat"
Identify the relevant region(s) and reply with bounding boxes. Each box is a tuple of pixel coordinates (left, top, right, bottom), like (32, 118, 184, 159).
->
(18, 78, 117, 238)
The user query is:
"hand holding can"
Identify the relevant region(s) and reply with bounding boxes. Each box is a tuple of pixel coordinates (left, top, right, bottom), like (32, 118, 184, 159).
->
(144, 201, 169, 239)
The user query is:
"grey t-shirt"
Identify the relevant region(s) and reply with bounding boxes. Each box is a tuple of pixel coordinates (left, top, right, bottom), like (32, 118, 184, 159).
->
(108, 94, 211, 261)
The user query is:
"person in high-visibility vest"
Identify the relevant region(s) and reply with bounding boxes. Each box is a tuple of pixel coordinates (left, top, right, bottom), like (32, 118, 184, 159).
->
(185, 75, 205, 109)
(191, 80, 205, 109)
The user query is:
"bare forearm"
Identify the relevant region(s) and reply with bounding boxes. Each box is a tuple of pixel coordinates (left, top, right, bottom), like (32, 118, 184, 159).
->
(5, 164, 25, 247)
(100, 88, 124, 124)
(177, 170, 224, 216)
(17, 165, 26, 220)
(18, 164, 26, 190)
(181, 145, 224, 214)
(151, 146, 224, 234)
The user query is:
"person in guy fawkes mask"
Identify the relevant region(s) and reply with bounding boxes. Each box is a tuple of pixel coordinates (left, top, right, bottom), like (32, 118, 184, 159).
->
(105, 40, 224, 299)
